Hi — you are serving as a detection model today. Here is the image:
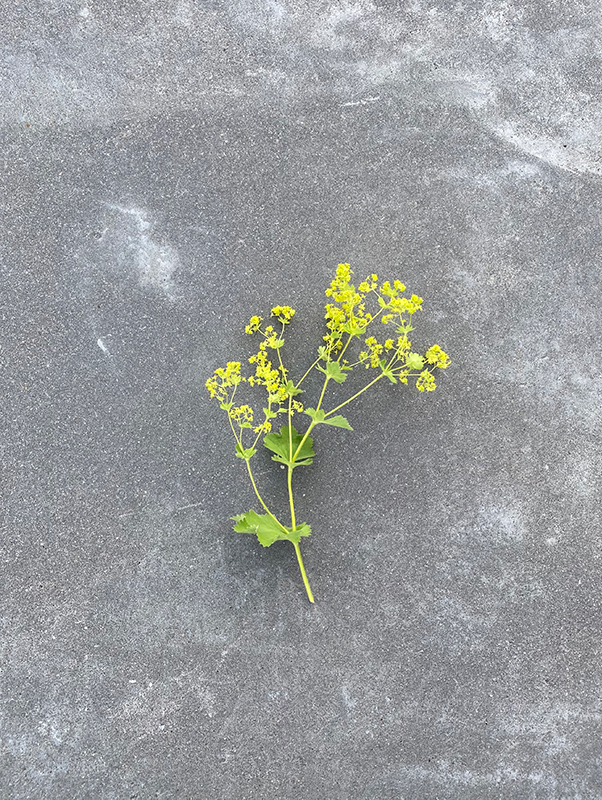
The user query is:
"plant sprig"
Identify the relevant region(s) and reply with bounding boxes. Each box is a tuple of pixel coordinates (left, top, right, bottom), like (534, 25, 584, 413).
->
(205, 263, 451, 603)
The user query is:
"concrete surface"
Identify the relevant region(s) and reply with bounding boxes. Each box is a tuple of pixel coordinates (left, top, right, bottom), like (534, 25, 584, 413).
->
(2, 1, 602, 798)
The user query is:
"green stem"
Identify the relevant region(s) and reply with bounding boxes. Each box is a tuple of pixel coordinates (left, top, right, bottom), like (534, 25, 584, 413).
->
(315, 374, 330, 412)
(295, 356, 321, 389)
(245, 458, 287, 531)
(287, 467, 296, 529)
(293, 542, 314, 603)
(227, 408, 242, 447)
(291, 371, 329, 462)
(275, 321, 287, 377)
(288, 392, 293, 458)
(287, 390, 296, 529)
(336, 334, 353, 363)
(252, 395, 272, 448)
(324, 372, 386, 417)
(248, 454, 313, 603)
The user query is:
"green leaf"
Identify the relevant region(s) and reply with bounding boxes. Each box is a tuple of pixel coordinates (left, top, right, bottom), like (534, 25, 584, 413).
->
(342, 321, 367, 336)
(263, 407, 278, 420)
(284, 380, 303, 397)
(304, 407, 326, 423)
(232, 511, 312, 547)
(304, 407, 353, 430)
(322, 414, 353, 430)
(289, 523, 312, 544)
(317, 360, 348, 383)
(235, 443, 257, 460)
(232, 510, 288, 546)
(263, 425, 315, 468)
(270, 338, 285, 349)
(220, 402, 233, 411)
(378, 359, 397, 384)
(405, 352, 424, 370)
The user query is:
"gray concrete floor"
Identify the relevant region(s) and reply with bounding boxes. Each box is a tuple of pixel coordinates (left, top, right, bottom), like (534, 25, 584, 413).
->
(2, 2, 602, 798)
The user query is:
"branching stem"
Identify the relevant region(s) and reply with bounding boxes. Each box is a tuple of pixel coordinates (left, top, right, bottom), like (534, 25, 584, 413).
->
(324, 372, 386, 417)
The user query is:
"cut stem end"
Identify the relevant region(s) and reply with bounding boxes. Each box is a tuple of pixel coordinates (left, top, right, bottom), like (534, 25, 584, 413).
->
(293, 542, 315, 603)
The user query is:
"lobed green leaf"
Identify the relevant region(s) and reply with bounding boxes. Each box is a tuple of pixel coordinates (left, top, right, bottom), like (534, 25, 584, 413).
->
(304, 407, 353, 430)
(263, 425, 315, 468)
(378, 359, 397, 384)
(232, 510, 312, 547)
(405, 352, 425, 370)
(322, 414, 353, 429)
(235, 443, 257, 460)
(285, 380, 303, 397)
(317, 360, 348, 383)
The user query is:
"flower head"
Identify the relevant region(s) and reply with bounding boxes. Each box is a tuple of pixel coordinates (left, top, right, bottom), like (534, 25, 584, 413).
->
(271, 305, 296, 325)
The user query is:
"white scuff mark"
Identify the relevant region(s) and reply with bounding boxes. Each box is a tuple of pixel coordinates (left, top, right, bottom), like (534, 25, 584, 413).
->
(174, 0, 194, 27)
(173, 501, 205, 514)
(312, 2, 367, 49)
(443, 74, 497, 111)
(488, 120, 602, 176)
(103, 202, 179, 298)
(97, 338, 110, 355)
(341, 95, 381, 107)
(341, 685, 357, 713)
(106, 202, 151, 232)
(267, 0, 286, 25)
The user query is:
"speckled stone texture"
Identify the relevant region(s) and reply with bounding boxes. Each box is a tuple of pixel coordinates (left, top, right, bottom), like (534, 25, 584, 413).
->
(2, 2, 602, 799)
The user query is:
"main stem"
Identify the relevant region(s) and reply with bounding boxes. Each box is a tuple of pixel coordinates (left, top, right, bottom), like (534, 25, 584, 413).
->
(248, 458, 315, 603)
(293, 542, 314, 603)
(287, 463, 315, 603)
(287, 466, 296, 529)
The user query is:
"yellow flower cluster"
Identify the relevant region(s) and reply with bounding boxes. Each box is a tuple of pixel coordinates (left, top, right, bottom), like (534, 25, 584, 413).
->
(397, 334, 411, 352)
(359, 336, 384, 368)
(206, 263, 450, 474)
(271, 305, 296, 324)
(357, 273, 379, 292)
(380, 294, 423, 324)
(229, 404, 254, 427)
(245, 315, 263, 334)
(205, 362, 244, 404)
(416, 371, 437, 392)
(249, 343, 287, 404)
(425, 344, 451, 369)
(324, 263, 373, 345)
(253, 421, 272, 434)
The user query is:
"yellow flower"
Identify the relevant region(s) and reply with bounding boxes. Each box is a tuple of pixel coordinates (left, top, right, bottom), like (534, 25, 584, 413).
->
(245, 316, 262, 334)
(425, 344, 451, 369)
(416, 370, 436, 392)
(271, 305, 296, 324)
(205, 362, 243, 402)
